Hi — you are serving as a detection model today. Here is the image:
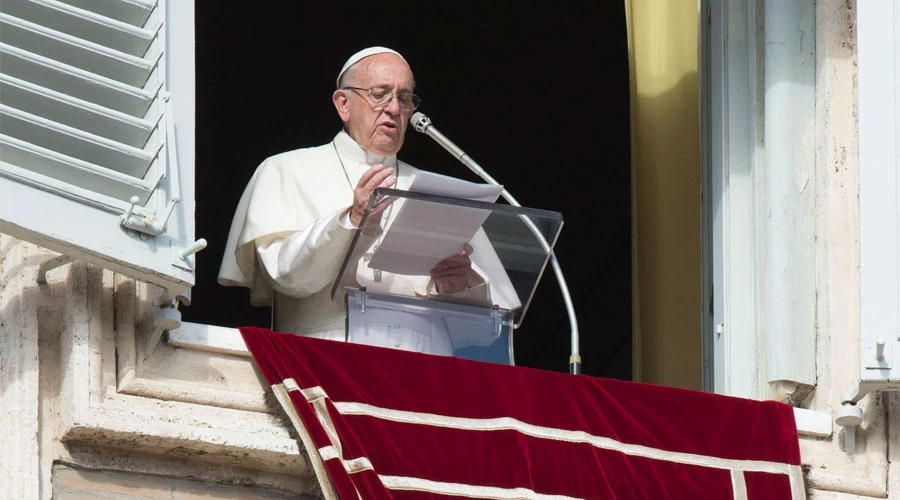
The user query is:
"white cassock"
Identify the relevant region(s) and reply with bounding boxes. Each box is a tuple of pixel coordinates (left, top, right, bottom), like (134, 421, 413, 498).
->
(218, 131, 519, 356)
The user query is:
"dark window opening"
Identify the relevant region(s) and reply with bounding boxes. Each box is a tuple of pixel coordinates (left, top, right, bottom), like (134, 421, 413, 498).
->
(186, 1, 632, 379)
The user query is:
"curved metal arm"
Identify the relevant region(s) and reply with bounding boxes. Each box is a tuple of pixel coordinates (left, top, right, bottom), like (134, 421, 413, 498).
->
(458, 154, 581, 375)
(412, 112, 581, 373)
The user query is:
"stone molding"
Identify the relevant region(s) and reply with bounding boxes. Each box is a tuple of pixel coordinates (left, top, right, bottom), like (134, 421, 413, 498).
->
(0, 237, 320, 498)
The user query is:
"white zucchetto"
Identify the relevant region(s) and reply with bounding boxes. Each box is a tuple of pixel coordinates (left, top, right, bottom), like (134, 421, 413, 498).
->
(336, 46, 408, 88)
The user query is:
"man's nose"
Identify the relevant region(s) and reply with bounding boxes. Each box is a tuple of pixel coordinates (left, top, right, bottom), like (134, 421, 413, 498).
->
(383, 95, 401, 114)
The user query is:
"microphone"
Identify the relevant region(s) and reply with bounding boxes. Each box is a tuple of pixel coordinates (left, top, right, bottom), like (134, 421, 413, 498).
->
(410, 112, 582, 374)
(411, 113, 465, 160)
(410, 112, 502, 187)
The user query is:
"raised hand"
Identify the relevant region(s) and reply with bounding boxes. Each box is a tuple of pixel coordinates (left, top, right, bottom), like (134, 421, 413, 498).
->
(431, 244, 475, 294)
(350, 164, 396, 227)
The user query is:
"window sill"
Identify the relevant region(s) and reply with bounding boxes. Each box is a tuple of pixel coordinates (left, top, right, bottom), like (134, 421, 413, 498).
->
(793, 407, 832, 438)
(167, 321, 251, 357)
(169, 322, 835, 438)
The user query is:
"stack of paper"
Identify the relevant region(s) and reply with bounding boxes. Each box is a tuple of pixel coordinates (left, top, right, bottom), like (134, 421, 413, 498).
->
(367, 172, 503, 276)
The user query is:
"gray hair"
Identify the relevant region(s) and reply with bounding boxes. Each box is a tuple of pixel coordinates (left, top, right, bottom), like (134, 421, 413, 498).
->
(337, 63, 360, 89)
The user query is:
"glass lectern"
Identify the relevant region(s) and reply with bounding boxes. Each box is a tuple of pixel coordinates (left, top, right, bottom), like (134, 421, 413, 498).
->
(330, 188, 563, 365)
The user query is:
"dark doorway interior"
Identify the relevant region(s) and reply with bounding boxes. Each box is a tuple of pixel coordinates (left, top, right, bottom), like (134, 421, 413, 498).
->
(185, 2, 632, 379)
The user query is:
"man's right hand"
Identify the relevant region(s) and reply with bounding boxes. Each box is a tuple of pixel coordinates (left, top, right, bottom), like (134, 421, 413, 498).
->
(350, 164, 396, 227)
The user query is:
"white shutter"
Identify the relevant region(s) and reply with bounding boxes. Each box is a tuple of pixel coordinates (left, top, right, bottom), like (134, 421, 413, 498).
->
(0, 0, 199, 296)
(703, 0, 817, 398)
(858, 0, 900, 384)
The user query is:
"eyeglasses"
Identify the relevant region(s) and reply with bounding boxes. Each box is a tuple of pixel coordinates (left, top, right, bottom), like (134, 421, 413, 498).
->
(344, 87, 421, 112)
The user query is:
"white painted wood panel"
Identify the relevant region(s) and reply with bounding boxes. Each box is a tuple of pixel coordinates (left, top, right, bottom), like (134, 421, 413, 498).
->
(0, 0, 198, 296)
(858, 0, 900, 383)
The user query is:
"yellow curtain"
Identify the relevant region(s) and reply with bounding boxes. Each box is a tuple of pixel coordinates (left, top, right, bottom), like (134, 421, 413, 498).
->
(626, 0, 702, 390)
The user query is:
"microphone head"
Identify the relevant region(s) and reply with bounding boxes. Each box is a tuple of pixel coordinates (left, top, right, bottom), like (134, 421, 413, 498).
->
(410, 112, 431, 133)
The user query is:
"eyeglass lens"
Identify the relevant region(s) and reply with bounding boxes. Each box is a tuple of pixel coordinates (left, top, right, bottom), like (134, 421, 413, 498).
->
(349, 87, 420, 111)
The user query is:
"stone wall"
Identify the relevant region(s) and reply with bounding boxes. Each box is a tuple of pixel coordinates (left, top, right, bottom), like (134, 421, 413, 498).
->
(801, 1, 899, 497)
(0, 236, 321, 499)
(52, 464, 311, 499)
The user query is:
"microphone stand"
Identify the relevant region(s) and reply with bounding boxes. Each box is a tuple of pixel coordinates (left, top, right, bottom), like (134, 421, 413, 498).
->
(411, 113, 582, 374)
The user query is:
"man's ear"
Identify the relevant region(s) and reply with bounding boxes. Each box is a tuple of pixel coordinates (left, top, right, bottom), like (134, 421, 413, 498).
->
(333, 89, 350, 122)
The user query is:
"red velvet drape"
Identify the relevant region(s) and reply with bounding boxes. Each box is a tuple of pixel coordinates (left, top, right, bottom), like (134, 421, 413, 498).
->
(240, 327, 803, 499)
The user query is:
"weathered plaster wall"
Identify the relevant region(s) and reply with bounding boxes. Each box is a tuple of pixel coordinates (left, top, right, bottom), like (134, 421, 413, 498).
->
(1, 236, 42, 498)
(803, 1, 894, 498)
(52, 464, 301, 499)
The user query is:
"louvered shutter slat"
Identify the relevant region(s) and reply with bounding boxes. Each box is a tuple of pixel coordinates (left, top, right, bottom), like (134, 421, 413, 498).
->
(0, 105, 158, 179)
(0, 14, 158, 87)
(0, 161, 127, 214)
(0, 135, 156, 203)
(55, 0, 155, 26)
(0, 0, 157, 57)
(0, 43, 157, 116)
(0, 74, 157, 148)
(0, 0, 198, 295)
(0, 0, 163, 200)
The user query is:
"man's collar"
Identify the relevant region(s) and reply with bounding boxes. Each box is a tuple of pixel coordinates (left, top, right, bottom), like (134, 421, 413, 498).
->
(334, 130, 398, 167)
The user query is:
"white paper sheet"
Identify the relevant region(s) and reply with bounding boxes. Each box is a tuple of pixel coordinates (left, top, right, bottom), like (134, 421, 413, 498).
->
(367, 172, 503, 276)
(404, 171, 504, 203)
